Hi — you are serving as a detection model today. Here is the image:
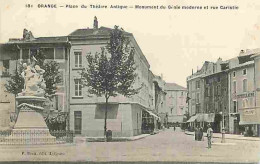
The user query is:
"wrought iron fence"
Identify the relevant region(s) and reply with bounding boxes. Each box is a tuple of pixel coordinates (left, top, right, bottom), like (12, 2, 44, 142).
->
(0, 130, 74, 145)
(50, 130, 74, 143)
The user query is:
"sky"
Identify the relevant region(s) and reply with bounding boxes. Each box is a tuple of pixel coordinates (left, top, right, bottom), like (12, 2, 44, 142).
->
(1, 0, 260, 87)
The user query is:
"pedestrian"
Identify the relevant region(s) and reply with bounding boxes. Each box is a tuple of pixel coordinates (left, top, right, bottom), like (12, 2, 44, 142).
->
(174, 124, 176, 131)
(195, 126, 198, 141)
(199, 126, 204, 141)
(207, 124, 213, 148)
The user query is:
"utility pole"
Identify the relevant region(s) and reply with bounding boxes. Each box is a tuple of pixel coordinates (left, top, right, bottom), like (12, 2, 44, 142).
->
(220, 111, 225, 143)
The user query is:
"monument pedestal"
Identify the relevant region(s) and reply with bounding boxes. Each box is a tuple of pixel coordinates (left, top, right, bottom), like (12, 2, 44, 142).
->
(6, 96, 56, 145)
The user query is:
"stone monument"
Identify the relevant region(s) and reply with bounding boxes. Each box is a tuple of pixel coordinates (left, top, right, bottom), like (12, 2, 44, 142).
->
(9, 62, 56, 144)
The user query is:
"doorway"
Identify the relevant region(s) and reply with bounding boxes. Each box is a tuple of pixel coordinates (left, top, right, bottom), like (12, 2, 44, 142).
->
(74, 111, 82, 135)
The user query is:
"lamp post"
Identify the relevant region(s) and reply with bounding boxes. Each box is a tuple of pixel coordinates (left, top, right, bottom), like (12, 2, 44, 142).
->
(219, 111, 225, 143)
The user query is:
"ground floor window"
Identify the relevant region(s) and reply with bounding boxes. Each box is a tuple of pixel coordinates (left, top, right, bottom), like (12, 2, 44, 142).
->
(74, 111, 82, 134)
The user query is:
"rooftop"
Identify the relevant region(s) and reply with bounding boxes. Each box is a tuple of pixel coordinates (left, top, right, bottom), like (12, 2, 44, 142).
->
(7, 36, 68, 44)
(69, 26, 131, 37)
(165, 83, 186, 91)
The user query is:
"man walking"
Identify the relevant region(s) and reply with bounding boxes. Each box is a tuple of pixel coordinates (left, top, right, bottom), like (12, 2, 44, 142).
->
(207, 124, 213, 148)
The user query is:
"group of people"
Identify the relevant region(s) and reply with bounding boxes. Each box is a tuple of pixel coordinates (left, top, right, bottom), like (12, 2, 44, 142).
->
(194, 124, 213, 148)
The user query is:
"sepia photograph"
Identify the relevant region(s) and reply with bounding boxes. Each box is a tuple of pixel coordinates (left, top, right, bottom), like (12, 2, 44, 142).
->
(0, 0, 260, 163)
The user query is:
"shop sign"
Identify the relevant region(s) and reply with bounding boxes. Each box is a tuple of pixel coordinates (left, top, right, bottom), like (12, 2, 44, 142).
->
(236, 92, 254, 99)
(243, 108, 256, 115)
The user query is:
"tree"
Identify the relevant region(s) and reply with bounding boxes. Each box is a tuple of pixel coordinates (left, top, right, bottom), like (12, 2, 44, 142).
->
(5, 65, 24, 96)
(42, 61, 62, 98)
(5, 48, 62, 99)
(81, 26, 140, 139)
(5, 48, 63, 129)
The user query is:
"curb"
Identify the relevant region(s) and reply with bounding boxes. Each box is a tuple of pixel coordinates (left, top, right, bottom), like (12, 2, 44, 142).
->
(84, 134, 151, 142)
(184, 131, 260, 141)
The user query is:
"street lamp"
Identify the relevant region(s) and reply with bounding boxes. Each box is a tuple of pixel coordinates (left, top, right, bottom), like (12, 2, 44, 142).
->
(219, 111, 225, 143)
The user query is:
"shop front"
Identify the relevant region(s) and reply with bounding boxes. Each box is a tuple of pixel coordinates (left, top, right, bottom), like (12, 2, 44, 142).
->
(239, 107, 260, 136)
(142, 109, 160, 134)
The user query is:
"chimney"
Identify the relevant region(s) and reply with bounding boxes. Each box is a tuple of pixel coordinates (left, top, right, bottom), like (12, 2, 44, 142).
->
(192, 69, 193, 75)
(93, 16, 98, 29)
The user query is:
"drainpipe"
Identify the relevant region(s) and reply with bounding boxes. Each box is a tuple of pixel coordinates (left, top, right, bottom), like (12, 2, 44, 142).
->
(228, 71, 231, 134)
(253, 59, 257, 136)
(67, 42, 71, 131)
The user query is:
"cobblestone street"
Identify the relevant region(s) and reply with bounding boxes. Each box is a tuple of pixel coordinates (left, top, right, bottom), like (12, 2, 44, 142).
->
(0, 128, 259, 163)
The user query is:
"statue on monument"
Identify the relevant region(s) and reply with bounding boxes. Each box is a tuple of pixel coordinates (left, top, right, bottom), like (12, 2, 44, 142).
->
(18, 57, 46, 97)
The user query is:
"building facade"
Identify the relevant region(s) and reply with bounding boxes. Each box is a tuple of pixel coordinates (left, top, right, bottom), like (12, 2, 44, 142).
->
(165, 83, 187, 125)
(68, 18, 162, 137)
(187, 49, 260, 135)
(0, 31, 70, 130)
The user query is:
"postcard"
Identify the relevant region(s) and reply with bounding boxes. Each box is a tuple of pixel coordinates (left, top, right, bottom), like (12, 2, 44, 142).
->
(0, 0, 260, 163)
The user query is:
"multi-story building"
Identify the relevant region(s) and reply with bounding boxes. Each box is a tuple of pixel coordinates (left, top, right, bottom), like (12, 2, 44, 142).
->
(68, 18, 161, 137)
(203, 58, 229, 133)
(187, 58, 229, 132)
(0, 31, 70, 130)
(165, 83, 187, 125)
(229, 49, 260, 136)
(186, 70, 204, 116)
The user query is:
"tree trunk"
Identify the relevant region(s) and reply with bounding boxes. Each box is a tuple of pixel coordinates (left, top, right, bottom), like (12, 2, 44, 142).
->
(104, 96, 108, 141)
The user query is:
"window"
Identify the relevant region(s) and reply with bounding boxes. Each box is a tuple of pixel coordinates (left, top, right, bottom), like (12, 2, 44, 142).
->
(74, 51, 82, 68)
(55, 48, 65, 59)
(233, 71, 236, 77)
(58, 69, 65, 86)
(196, 93, 200, 103)
(243, 69, 247, 75)
(55, 95, 59, 111)
(206, 104, 209, 113)
(196, 104, 200, 113)
(242, 99, 249, 108)
(74, 79, 82, 96)
(2, 60, 9, 75)
(217, 76, 220, 82)
(233, 101, 237, 113)
(243, 79, 247, 92)
(218, 85, 221, 95)
(206, 79, 209, 85)
(196, 81, 200, 89)
(22, 49, 29, 59)
(41, 48, 54, 59)
(233, 81, 236, 93)
(205, 88, 208, 97)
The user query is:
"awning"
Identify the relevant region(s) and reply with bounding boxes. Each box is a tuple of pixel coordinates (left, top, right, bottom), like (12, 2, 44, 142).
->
(187, 115, 198, 122)
(196, 114, 204, 122)
(144, 109, 160, 120)
(186, 113, 215, 123)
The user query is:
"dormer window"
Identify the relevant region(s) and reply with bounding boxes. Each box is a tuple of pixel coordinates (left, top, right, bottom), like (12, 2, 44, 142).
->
(243, 69, 247, 75)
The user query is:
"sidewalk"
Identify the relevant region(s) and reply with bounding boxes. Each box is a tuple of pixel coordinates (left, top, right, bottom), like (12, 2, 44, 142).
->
(184, 131, 260, 141)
